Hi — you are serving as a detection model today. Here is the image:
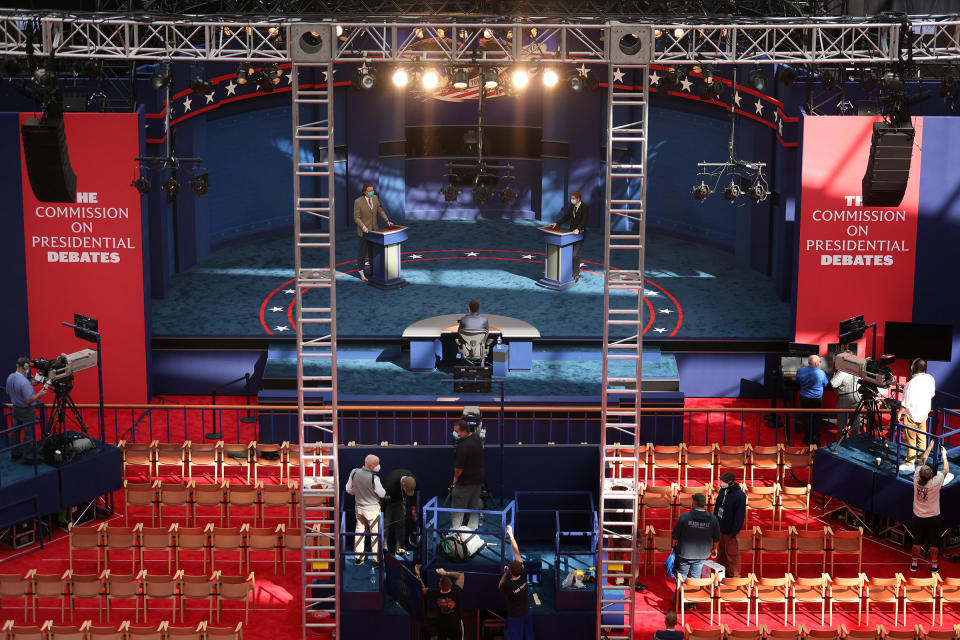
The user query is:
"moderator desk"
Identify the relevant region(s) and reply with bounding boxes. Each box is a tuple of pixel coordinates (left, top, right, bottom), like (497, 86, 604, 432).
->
(402, 314, 541, 372)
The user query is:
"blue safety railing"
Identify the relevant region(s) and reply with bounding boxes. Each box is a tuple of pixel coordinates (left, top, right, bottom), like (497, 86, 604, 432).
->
(339, 510, 385, 590)
(0, 417, 43, 488)
(421, 496, 515, 571)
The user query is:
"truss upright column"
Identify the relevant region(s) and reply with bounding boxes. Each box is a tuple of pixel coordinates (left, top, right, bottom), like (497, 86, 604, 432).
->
(293, 62, 339, 640)
(597, 65, 649, 639)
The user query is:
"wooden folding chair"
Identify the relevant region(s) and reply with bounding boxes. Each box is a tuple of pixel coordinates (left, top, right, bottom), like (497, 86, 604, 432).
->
(745, 484, 780, 529)
(124, 481, 158, 527)
(185, 441, 220, 482)
(190, 481, 226, 526)
(210, 527, 245, 574)
(749, 444, 782, 485)
(258, 482, 296, 526)
(102, 526, 138, 574)
(245, 525, 282, 574)
(252, 442, 284, 484)
(828, 526, 863, 575)
(645, 443, 682, 485)
(828, 573, 865, 626)
(864, 574, 901, 627)
(31, 571, 70, 623)
(220, 443, 254, 484)
(68, 523, 104, 572)
(753, 573, 792, 626)
(63, 571, 104, 622)
(900, 574, 941, 627)
(156, 483, 191, 526)
(137, 524, 175, 574)
(224, 483, 258, 527)
(684, 444, 718, 486)
(791, 526, 827, 574)
(154, 442, 187, 479)
(140, 571, 179, 623)
(779, 485, 811, 530)
(793, 573, 828, 626)
(216, 573, 255, 623)
(678, 574, 716, 626)
(119, 440, 154, 478)
(178, 574, 215, 621)
(0, 572, 33, 621)
(102, 570, 143, 623)
(716, 575, 753, 626)
(754, 527, 791, 577)
(639, 483, 676, 531)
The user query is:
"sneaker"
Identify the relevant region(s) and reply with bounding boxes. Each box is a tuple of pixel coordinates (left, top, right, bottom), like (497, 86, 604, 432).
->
(354, 557, 364, 566)
(944, 472, 955, 486)
(932, 562, 940, 573)
(910, 559, 918, 572)
(899, 463, 916, 472)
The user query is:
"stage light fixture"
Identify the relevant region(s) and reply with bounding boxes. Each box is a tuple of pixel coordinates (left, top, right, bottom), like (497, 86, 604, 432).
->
(236, 62, 249, 85)
(473, 185, 491, 204)
(353, 67, 376, 91)
(483, 28, 493, 39)
(190, 173, 209, 196)
(941, 75, 956, 98)
(661, 68, 677, 90)
(746, 182, 767, 202)
(700, 80, 722, 100)
(392, 68, 409, 87)
(653, 29, 663, 40)
(452, 69, 468, 89)
(264, 63, 282, 81)
(131, 176, 151, 195)
(673, 28, 685, 39)
(778, 65, 797, 86)
(542, 68, 559, 88)
(499, 186, 516, 204)
(568, 72, 585, 92)
(692, 182, 711, 202)
(254, 69, 276, 92)
(336, 25, 344, 37)
(618, 33, 643, 57)
(422, 69, 440, 90)
(748, 66, 766, 91)
(82, 61, 101, 80)
(882, 71, 904, 92)
(820, 69, 837, 91)
(512, 68, 529, 90)
(151, 63, 169, 89)
(441, 184, 459, 202)
(724, 181, 741, 202)
(859, 68, 878, 92)
(483, 69, 498, 89)
(162, 176, 180, 198)
(189, 76, 213, 95)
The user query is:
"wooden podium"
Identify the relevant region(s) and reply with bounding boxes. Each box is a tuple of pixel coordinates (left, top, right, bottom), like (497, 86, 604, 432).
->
(364, 225, 408, 289)
(536, 226, 583, 290)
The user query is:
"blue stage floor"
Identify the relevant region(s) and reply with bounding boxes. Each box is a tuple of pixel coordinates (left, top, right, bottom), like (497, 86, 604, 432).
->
(152, 219, 790, 339)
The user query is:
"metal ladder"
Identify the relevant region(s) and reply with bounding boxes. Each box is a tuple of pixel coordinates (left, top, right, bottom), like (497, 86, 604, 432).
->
(292, 62, 339, 640)
(597, 64, 649, 639)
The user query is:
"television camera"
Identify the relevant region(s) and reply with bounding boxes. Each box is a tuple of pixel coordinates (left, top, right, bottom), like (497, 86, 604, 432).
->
(28, 349, 98, 443)
(831, 351, 898, 452)
(832, 351, 895, 389)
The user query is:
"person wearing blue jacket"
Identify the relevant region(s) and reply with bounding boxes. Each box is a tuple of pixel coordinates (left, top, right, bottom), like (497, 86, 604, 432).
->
(713, 471, 746, 577)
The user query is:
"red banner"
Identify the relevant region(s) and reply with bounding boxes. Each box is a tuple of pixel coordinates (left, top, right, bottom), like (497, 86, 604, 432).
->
(795, 116, 924, 353)
(19, 112, 148, 403)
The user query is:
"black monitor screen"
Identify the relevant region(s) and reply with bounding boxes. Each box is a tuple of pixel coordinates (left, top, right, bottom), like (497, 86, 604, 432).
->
(883, 321, 953, 362)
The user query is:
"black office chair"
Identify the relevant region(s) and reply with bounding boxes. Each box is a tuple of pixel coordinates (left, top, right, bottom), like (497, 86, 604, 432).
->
(456, 328, 492, 365)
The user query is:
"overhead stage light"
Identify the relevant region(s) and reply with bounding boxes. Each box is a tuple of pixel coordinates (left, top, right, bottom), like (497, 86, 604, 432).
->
(441, 184, 459, 202)
(692, 182, 711, 202)
(568, 72, 585, 92)
(131, 176, 151, 195)
(820, 69, 837, 91)
(162, 176, 180, 198)
(422, 69, 440, 90)
(499, 187, 516, 204)
(483, 69, 498, 89)
(392, 68, 409, 87)
(236, 62, 250, 85)
(700, 76, 722, 100)
(189, 75, 213, 95)
(748, 65, 766, 91)
(724, 181, 741, 202)
(512, 68, 529, 90)
(190, 173, 209, 196)
(746, 183, 767, 202)
(353, 67, 376, 90)
(473, 185, 491, 204)
(151, 63, 170, 89)
(778, 65, 797, 86)
(542, 68, 559, 88)
(452, 69, 468, 89)
(660, 68, 677, 90)
(859, 68, 878, 92)
(673, 28, 685, 39)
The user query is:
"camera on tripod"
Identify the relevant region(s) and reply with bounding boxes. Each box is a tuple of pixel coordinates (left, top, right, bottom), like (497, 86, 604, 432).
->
(833, 351, 895, 390)
(31, 349, 98, 386)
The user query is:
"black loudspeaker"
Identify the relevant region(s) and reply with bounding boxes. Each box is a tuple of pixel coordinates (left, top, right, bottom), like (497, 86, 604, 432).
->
(861, 121, 914, 207)
(21, 118, 77, 203)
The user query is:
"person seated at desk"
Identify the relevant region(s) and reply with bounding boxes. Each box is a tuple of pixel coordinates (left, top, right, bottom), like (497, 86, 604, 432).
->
(455, 299, 494, 363)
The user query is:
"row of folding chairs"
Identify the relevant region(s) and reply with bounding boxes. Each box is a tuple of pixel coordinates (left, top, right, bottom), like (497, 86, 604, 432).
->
(122, 480, 312, 527)
(639, 483, 812, 530)
(605, 443, 816, 487)
(676, 572, 959, 629)
(642, 526, 863, 577)
(0, 571, 254, 624)
(684, 624, 960, 640)
(1, 620, 242, 640)
(119, 440, 326, 483)
(67, 523, 305, 575)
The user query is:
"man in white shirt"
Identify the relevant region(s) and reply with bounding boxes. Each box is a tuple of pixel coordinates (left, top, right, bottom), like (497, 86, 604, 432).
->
(911, 441, 949, 572)
(898, 359, 936, 472)
(346, 454, 386, 566)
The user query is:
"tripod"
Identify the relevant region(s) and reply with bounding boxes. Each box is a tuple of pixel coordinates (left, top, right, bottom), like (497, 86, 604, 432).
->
(833, 382, 889, 453)
(45, 376, 90, 439)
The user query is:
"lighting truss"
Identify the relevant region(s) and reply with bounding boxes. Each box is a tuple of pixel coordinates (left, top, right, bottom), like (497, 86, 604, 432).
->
(1, 13, 959, 63)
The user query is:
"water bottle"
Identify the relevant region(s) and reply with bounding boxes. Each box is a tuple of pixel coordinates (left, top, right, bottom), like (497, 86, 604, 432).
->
(497, 336, 502, 346)
(369, 566, 376, 585)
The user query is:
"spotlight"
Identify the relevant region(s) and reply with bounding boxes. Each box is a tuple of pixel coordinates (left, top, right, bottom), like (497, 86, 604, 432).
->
(131, 176, 151, 195)
(264, 63, 282, 81)
(483, 28, 493, 39)
(441, 184, 459, 202)
(653, 29, 663, 40)
(82, 61, 101, 80)
(661, 68, 677, 90)
(151, 63, 169, 89)
(499, 186, 516, 204)
(422, 69, 440, 90)
(748, 65, 766, 91)
(336, 25, 344, 38)
(778, 65, 797, 86)
(542, 68, 559, 88)
(452, 69, 468, 89)
(882, 71, 904, 92)
(941, 76, 956, 98)
(859, 68, 878, 92)
(353, 67, 376, 91)
(236, 62, 249, 85)
(189, 76, 213, 95)
(483, 69, 498, 89)
(254, 69, 276, 92)
(723, 181, 741, 202)
(190, 173, 209, 196)
(746, 182, 766, 202)
(820, 69, 836, 91)
(473, 185, 490, 204)
(392, 68, 409, 87)
(673, 28, 685, 39)
(414, 28, 424, 39)
(692, 182, 711, 202)
(700, 82, 721, 100)
(512, 68, 529, 90)
(568, 72, 585, 92)
(162, 176, 179, 198)
(33, 66, 53, 87)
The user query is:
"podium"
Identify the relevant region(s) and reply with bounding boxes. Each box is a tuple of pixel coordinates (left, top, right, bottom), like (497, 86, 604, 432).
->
(535, 226, 583, 290)
(364, 225, 408, 289)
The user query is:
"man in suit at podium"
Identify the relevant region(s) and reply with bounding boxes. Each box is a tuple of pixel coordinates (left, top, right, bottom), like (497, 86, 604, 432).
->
(550, 190, 589, 282)
(354, 183, 391, 281)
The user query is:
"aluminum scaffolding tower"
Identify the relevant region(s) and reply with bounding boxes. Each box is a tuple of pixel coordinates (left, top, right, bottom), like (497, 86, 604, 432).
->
(292, 61, 340, 640)
(597, 64, 649, 638)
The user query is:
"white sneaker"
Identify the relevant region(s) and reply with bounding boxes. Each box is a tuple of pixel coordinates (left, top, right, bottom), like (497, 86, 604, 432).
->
(899, 463, 916, 472)
(944, 472, 955, 486)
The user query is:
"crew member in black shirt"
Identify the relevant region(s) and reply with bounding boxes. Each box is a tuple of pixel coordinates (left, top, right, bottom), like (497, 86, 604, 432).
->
(382, 467, 417, 557)
(417, 565, 465, 640)
(499, 524, 534, 640)
(450, 418, 484, 530)
(654, 610, 684, 640)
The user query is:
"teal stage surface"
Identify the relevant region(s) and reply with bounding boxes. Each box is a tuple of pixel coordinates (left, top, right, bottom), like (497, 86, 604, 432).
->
(152, 219, 790, 340)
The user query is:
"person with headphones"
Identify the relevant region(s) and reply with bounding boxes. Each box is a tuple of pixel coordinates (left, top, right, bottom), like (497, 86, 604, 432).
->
(898, 358, 936, 473)
(4, 357, 47, 460)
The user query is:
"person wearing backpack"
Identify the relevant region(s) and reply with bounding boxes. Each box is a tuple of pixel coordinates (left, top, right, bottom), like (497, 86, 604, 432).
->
(671, 493, 720, 608)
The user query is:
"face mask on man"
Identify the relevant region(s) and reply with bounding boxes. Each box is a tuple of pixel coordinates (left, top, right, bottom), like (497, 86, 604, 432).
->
(373, 464, 381, 473)
(570, 199, 577, 205)
(720, 481, 729, 489)
(451, 430, 460, 440)
(366, 190, 375, 197)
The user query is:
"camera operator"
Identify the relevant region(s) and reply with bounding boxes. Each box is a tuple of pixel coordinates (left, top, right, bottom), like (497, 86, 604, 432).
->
(450, 418, 484, 530)
(830, 346, 862, 434)
(795, 355, 829, 446)
(4, 357, 47, 459)
(898, 359, 936, 473)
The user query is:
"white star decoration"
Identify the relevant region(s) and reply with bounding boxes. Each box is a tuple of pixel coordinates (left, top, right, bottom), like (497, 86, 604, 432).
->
(275, 326, 290, 332)
(522, 254, 534, 259)
(322, 69, 335, 82)
(644, 289, 659, 297)
(579, 262, 586, 268)
(754, 99, 764, 115)
(204, 91, 216, 104)
(576, 64, 588, 77)
(659, 308, 673, 314)
(408, 254, 423, 259)
(182, 96, 192, 112)
(360, 62, 370, 74)
(283, 288, 296, 294)
(680, 77, 693, 92)
(612, 68, 625, 83)
(653, 327, 667, 333)
(284, 72, 293, 85)
(773, 109, 780, 122)
(778, 120, 784, 136)
(269, 306, 284, 312)
(225, 80, 237, 96)
(465, 252, 478, 256)
(733, 92, 742, 107)
(649, 71, 660, 86)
